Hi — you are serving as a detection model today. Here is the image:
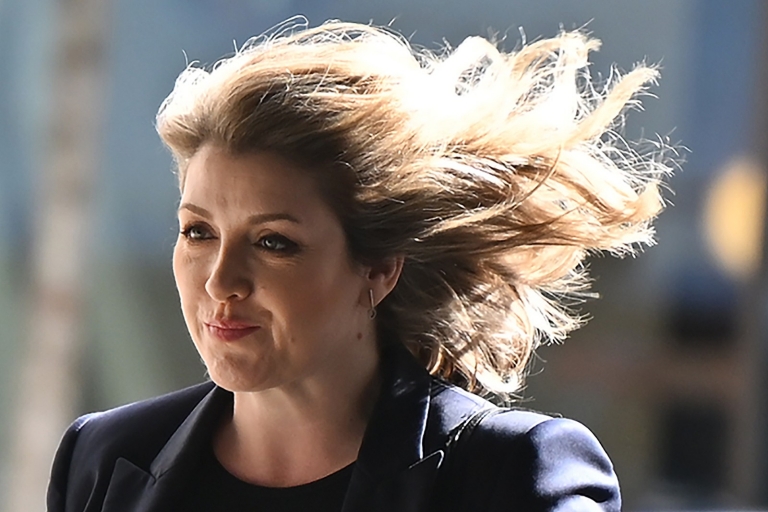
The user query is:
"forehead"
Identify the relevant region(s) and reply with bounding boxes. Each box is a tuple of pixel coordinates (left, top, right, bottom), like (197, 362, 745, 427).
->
(180, 144, 334, 223)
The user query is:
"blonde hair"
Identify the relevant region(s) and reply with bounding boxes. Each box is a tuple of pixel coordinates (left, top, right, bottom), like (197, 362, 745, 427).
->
(157, 20, 670, 396)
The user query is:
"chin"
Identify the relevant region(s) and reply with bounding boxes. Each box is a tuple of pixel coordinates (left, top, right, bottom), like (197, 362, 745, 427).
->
(204, 355, 275, 393)
(209, 372, 273, 393)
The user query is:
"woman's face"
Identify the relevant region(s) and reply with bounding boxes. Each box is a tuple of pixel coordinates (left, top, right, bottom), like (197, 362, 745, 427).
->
(173, 144, 374, 393)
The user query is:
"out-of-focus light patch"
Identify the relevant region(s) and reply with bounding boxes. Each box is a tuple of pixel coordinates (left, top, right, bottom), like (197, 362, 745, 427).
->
(704, 156, 766, 280)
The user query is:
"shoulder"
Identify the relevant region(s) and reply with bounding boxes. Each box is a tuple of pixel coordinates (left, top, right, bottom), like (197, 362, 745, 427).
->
(75, 380, 215, 432)
(47, 382, 215, 512)
(67, 381, 215, 464)
(430, 381, 620, 511)
(471, 411, 621, 511)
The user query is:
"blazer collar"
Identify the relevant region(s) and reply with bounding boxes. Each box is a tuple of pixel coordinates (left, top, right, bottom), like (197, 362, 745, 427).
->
(344, 343, 446, 512)
(101, 343, 444, 512)
(355, 342, 434, 475)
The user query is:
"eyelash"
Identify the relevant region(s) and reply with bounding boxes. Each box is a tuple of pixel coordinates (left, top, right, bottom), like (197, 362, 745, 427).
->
(257, 233, 299, 254)
(180, 223, 212, 241)
(179, 223, 299, 254)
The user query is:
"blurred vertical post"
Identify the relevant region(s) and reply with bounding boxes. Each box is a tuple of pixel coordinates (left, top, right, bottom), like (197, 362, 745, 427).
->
(4, 0, 109, 510)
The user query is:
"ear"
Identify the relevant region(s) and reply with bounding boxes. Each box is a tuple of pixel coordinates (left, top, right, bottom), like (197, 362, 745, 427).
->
(363, 256, 404, 308)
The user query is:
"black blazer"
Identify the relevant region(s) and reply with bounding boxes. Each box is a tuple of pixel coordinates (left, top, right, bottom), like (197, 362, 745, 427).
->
(47, 345, 621, 512)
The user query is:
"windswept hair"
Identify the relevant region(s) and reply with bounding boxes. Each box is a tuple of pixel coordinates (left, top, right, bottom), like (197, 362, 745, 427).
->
(157, 20, 670, 396)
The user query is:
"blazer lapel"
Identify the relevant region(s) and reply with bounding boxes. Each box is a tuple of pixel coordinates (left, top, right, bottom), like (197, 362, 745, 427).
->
(100, 385, 231, 512)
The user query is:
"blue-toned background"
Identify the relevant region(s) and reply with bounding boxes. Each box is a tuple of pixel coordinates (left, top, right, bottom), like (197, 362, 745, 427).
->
(1, 1, 766, 510)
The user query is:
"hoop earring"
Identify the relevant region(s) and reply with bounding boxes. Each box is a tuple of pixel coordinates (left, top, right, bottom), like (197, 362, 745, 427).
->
(368, 289, 377, 319)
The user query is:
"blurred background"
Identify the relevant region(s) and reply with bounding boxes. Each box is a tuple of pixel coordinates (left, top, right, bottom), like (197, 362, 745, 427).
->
(1, 0, 767, 510)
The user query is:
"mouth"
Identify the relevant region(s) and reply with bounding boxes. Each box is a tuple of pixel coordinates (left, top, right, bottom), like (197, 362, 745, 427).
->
(204, 320, 261, 342)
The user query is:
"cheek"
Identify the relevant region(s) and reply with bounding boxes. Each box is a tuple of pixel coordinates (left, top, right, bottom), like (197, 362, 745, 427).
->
(284, 258, 362, 327)
(266, 270, 322, 323)
(172, 245, 190, 299)
(172, 245, 206, 317)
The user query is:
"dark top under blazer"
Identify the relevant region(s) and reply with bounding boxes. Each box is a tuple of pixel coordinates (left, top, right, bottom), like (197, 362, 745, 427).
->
(47, 344, 621, 512)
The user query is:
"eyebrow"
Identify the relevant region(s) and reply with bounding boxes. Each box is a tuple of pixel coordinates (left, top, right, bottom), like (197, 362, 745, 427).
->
(178, 203, 301, 225)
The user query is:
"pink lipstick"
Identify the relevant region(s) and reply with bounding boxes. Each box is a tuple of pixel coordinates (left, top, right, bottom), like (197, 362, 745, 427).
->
(205, 319, 260, 341)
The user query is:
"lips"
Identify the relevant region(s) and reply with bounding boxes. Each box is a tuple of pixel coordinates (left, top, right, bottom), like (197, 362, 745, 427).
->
(205, 319, 260, 341)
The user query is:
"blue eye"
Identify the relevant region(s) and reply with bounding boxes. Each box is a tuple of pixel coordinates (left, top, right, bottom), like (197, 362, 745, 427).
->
(258, 234, 298, 253)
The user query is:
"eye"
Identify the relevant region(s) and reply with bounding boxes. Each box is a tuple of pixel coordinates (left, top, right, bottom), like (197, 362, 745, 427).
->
(180, 223, 213, 241)
(257, 233, 299, 254)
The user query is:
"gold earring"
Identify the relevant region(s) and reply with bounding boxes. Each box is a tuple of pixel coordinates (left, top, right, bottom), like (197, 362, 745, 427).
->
(368, 289, 377, 319)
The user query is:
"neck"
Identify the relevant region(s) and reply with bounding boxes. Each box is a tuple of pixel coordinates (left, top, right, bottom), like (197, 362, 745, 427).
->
(214, 335, 381, 487)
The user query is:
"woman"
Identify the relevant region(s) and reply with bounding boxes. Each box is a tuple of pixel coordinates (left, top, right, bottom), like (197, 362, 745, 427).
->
(47, 21, 669, 512)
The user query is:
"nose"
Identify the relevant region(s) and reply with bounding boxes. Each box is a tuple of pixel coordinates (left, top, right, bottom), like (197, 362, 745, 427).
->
(205, 242, 253, 302)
